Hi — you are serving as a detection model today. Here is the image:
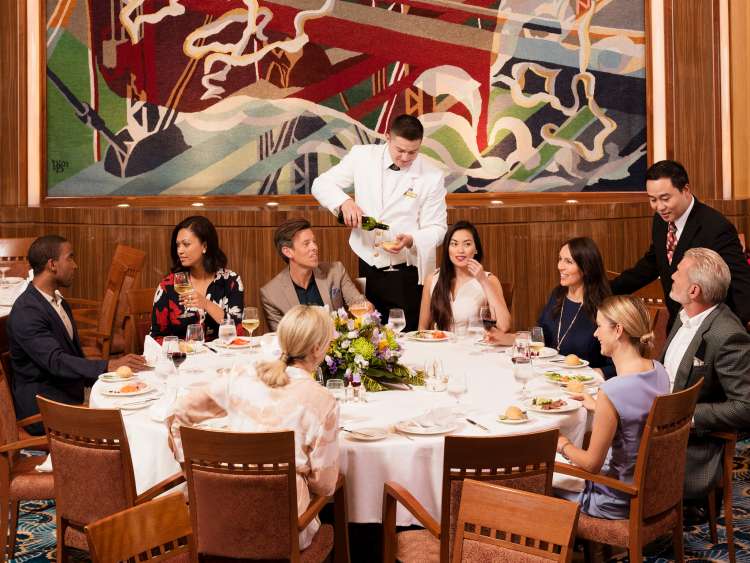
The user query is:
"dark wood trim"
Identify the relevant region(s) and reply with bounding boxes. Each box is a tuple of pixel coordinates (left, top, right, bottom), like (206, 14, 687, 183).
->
(645, 0, 654, 166)
(711, 0, 723, 200)
(663, 0, 674, 160)
(38, 0, 651, 207)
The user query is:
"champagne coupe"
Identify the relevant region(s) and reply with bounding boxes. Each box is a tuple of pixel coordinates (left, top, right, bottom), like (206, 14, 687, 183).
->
(218, 317, 237, 348)
(387, 308, 406, 336)
(380, 233, 398, 272)
(173, 272, 194, 319)
(242, 307, 260, 347)
(0, 265, 9, 286)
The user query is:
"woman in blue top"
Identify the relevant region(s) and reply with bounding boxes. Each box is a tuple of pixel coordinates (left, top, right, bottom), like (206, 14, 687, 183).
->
(556, 295, 670, 519)
(538, 237, 614, 379)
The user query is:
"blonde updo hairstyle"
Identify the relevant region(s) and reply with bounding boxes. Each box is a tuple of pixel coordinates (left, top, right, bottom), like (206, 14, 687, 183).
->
(598, 295, 654, 357)
(255, 305, 333, 388)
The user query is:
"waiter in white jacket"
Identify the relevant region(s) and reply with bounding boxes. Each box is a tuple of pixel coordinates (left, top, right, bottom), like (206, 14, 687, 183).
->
(311, 115, 447, 330)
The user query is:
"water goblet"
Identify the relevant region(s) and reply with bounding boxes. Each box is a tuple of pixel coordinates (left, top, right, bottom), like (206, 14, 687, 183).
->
(326, 378, 346, 402)
(218, 317, 237, 349)
(185, 323, 205, 353)
(387, 308, 406, 336)
(447, 372, 467, 406)
(467, 316, 484, 348)
(512, 356, 534, 400)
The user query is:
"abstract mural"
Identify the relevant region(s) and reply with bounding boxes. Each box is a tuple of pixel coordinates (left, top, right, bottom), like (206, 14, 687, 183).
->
(45, 0, 647, 197)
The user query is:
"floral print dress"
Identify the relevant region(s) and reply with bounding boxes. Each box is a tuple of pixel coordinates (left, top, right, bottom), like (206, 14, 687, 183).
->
(150, 269, 243, 342)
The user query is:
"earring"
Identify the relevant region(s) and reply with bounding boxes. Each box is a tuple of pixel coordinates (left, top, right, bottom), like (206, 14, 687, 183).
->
(202, 249, 206, 254)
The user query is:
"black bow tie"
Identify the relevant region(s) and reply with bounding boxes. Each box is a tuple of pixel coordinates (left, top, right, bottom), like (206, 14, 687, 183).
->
(388, 163, 400, 171)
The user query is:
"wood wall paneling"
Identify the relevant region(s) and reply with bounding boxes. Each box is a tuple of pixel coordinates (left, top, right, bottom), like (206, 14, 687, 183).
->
(666, 0, 723, 199)
(730, 0, 750, 199)
(2, 201, 748, 332)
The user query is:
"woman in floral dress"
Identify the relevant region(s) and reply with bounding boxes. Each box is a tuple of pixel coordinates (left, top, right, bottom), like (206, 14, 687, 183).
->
(151, 215, 243, 342)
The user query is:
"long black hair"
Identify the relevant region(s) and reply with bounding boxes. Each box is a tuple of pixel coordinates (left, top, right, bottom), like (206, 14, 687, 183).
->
(430, 221, 484, 330)
(170, 216, 227, 274)
(552, 237, 611, 321)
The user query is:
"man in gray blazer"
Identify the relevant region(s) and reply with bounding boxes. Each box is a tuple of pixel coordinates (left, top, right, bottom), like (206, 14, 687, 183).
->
(661, 247, 750, 503)
(260, 219, 368, 331)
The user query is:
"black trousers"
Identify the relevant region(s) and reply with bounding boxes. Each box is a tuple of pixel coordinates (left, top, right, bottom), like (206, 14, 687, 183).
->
(359, 259, 422, 331)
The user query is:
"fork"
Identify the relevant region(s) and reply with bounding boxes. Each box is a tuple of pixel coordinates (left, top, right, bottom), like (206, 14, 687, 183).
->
(339, 427, 377, 438)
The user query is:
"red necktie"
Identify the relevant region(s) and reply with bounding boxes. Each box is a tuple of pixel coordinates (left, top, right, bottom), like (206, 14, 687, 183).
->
(666, 222, 677, 264)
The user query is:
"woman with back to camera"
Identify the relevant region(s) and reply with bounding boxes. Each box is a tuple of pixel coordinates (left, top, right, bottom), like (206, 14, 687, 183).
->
(151, 215, 243, 342)
(168, 305, 339, 549)
(555, 295, 670, 518)
(418, 220, 511, 333)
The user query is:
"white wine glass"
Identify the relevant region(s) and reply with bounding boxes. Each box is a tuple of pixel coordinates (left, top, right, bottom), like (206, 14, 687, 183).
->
(380, 233, 398, 272)
(349, 301, 369, 319)
(387, 308, 406, 336)
(173, 272, 194, 319)
(0, 265, 9, 286)
(186, 323, 205, 352)
(242, 307, 260, 347)
(530, 326, 545, 358)
(218, 317, 237, 349)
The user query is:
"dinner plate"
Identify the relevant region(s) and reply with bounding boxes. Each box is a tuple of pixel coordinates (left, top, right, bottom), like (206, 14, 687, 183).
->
(405, 330, 453, 342)
(343, 427, 388, 441)
(563, 388, 596, 397)
(102, 382, 154, 397)
(526, 398, 581, 414)
(544, 372, 597, 386)
(546, 359, 590, 369)
(497, 415, 531, 424)
(98, 371, 136, 383)
(532, 346, 558, 359)
(211, 337, 254, 349)
(116, 399, 158, 411)
(395, 420, 457, 435)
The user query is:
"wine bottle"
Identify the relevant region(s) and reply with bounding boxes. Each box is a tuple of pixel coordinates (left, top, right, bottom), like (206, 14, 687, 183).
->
(337, 210, 389, 231)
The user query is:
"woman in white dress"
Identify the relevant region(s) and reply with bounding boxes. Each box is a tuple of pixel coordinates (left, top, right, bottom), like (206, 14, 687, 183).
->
(417, 221, 511, 332)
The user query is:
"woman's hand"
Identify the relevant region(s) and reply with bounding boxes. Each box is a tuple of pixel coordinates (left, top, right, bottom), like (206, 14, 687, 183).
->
(466, 259, 485, 282)
(579, 392, 597, 412)
(484, 327, 515, 346)
(557, 436, 571, 454)
(180, 289, 209, 311)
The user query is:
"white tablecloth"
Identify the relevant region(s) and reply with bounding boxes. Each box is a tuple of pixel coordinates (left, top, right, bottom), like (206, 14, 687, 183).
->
(90, 338, 595, 525)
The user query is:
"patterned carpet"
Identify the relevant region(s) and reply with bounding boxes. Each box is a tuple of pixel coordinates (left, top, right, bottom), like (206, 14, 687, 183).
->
(8, 441, 750, 562)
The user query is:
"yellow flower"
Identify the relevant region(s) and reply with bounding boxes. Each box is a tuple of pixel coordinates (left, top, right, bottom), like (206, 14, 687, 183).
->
(355, 318, 362, 329)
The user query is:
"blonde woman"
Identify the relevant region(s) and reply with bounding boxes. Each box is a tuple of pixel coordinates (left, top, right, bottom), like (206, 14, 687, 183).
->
(556, 295, 669, 519)
(168, 305, 338, 549)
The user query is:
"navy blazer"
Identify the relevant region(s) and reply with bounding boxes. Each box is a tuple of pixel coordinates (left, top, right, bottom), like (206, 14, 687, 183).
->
(7, 285, 107, 425)
(611, 198, 750, 330)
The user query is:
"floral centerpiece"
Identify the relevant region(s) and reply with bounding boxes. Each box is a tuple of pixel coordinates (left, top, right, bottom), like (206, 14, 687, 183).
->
(321, 309, 423, 392)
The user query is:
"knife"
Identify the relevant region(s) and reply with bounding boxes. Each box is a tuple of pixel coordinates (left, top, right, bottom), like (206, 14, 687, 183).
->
(466, 418, 489, 432)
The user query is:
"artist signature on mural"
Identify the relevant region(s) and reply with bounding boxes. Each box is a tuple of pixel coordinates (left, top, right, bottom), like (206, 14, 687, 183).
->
(51, 159, 69, 174)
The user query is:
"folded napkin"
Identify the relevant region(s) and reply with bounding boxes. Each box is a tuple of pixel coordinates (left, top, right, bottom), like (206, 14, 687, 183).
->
(35, 454, 53, 473)
(552, 453, 585, 493)
(409, 406, 455, 429)
(143, 335, 162, 367)
(0, 278, 27, 306)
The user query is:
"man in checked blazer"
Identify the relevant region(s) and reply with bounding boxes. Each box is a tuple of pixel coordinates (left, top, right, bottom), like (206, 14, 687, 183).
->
(261, 219, 369, 331)
(661, 247, 750, 500)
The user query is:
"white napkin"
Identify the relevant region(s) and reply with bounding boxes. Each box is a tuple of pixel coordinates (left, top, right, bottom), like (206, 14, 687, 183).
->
(35, 454, 53, 473)
(143, 335, 162, 366)
(0, 278, 27, 306)
(552, 453, 585, 493)
(410, 406, 455, 429)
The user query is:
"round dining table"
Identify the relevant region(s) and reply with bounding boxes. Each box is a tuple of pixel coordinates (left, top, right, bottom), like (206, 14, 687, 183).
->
(90, 336, 596, 526)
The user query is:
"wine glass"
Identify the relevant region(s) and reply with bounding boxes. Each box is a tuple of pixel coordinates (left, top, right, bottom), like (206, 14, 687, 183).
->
(479, 305, 496, 335)
(349, 301, 369, 318)
(162, 336, 180, 376)
(530, 326, 545, 358)
(380, 234, 398, 272)
(242, 307, 260, 347)
(0, 265, 9, 286)
(173, 272, 194, 319)
(512, 356, 534, 400)
(387, 308, 406, 336)
(218, 317, 237, 349)
(326, 378, 346, 402)
(186, 323, 205, 353)
(447, 372, 467, 411)
(467, 315, 484, 346)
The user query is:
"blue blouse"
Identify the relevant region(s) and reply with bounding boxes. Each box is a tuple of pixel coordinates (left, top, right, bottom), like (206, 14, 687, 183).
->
(537, 292, 615, 379)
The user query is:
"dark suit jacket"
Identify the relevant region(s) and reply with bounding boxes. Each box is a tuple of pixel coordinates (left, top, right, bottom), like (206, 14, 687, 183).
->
(260, 262, 364, 331)
(611, 198, 750, 329)
(7, 285, 107, 429)
(662, 304, 750, 498)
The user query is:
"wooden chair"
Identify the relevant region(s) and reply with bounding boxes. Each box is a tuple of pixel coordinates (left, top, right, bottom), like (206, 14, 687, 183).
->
(382, 429, 559, 563)
(0, 238, 34, 279)
(0, 363, 54, 563)
(501, 281, 514, 311)
(123, 288, 155, 354)
(85, 492, 192, 563)
(180, 427, 350, 563)
(555, 379, 704, 562)
(70, 244, 146, 360)
(452, 480, 580, 562)
(739, 233, 746, 253)
(606, 270, 665, 306)
(645, 304, 669, 359)
(0, 353, 11, 395)
(706, 431, 737, 563)
(37, 397, 184, 562)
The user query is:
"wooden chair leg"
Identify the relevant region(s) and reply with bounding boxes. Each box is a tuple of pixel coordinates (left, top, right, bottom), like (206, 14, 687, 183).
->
(628, 534, 642, 563)
(706, 489, 718, 543)
(673, 505, 685, 563)
(1, 500, 8, 563)
(56, 514, 68, 563)
(382, 492, 397, 563)
(333, 477, 350, 563)
(724, 441, 736, 563)
(7, 501, 18, 558)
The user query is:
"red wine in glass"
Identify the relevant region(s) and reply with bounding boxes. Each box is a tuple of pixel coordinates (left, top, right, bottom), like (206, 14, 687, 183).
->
(482, 318, 497, 331)
(171, 352, 187, 369)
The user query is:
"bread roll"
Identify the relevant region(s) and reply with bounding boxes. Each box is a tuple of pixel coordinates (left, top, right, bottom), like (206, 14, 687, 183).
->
(564, 354, 581, 366)
(505, 406, 526, 420)
(115, 366, 133, 378)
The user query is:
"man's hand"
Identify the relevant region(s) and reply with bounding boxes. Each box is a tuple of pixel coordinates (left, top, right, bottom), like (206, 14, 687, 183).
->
(484, 328, 515, 346)
(382, 233, 413, 253)
(108, 354, 148, 373)
(340, 199, 364, 228)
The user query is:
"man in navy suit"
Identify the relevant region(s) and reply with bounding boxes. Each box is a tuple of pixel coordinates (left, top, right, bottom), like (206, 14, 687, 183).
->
(7, 235, 146, 434)
(611, 160, 750, 330)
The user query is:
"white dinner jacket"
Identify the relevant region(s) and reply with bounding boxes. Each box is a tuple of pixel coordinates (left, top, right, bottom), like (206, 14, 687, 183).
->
(311, 143, 447, 283)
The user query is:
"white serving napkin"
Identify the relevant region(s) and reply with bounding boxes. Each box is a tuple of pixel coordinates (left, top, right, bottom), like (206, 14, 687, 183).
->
(408, 406, 455, 430)
(143, 335, 162, 367)
(35, 453, 53, 473)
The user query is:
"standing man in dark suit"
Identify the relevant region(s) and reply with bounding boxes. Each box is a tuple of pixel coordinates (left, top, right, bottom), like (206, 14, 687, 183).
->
(662, 248, 750, 505)
(7, 235, 146, 434)
(611, 160, 750, 330)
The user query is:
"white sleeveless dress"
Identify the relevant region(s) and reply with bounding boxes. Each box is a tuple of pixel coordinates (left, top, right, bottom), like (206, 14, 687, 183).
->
(429, 269, 489, 331)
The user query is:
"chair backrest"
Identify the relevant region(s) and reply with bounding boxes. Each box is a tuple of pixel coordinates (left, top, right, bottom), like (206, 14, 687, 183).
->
(110, 244, 146, 334)
(606, 270, 665, 306)
(452, 480, 580, 562)
(181, 427, 299, 560)
(86, 492, 193, 563)
(440, 429, 559, 562)
(0, 361, 20, 457)
(633, 379, 703, 520)
(124, 288, 156, 354)
(0, 237, 34, 278)
(501, 281, 514, 311)
(0, 351, 13, 394)
(37, 397, 138, 532)
(645, 304, 669, 358)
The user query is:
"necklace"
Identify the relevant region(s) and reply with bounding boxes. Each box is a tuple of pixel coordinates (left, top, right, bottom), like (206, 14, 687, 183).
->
(556, 298, 583, 351)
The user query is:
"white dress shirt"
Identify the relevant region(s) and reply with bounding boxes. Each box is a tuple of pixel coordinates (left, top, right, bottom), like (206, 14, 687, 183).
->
(672, 195, 695, 240)
(663, 305, 717, 389)
(34, 284, 74, 340)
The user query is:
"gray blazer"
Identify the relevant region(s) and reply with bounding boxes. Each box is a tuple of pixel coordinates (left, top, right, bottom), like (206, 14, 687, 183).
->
(662, 303, 750, 498)
(260, 261, 364, 331)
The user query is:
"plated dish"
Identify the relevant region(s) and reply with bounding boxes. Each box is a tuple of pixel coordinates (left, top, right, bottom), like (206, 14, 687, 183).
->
(526, 396, 581, 414)
(211, 337, 254, 349)
(405, 330, 452, 342)
(102, 381, 153, 397)
(342, 427, 388, 441)
(544, 372, 596, 386)
(395, 420, 457, 435)
(98, 371, 135, 383)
